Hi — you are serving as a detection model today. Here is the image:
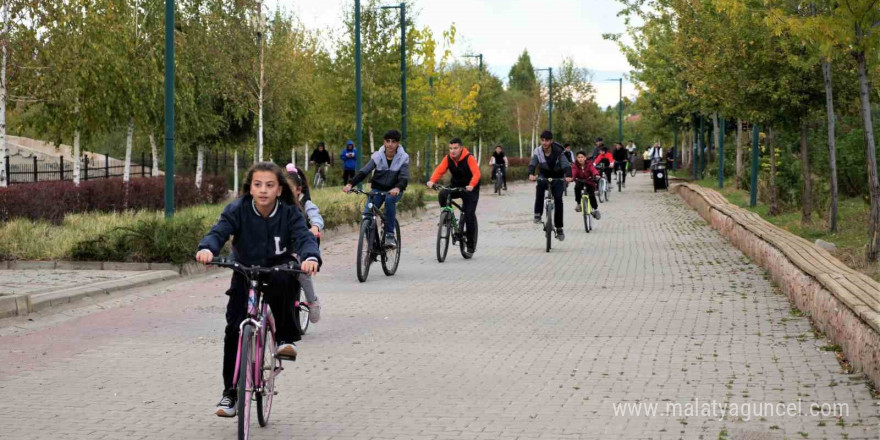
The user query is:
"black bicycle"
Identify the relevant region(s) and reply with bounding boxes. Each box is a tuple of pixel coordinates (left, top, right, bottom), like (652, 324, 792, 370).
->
(432, 185, 478, 262)
(494, 166, 504, 195)
(615, 162, 625, 192)
(348, 188, 401, 282)
(536, 177, 561, 252)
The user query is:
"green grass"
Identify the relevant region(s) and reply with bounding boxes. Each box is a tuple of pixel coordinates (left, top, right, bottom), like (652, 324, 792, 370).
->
(675, 170, 879, 281)
(0, 184, 425, 263)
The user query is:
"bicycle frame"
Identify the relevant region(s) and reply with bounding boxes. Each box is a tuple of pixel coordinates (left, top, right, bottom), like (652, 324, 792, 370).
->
(352, 188, 389, 253)
(434, 186, 466, 240)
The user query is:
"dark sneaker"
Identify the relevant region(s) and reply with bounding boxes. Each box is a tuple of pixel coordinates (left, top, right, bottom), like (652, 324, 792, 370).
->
(533, 215, 542, 224)
(574, 205, 582, 213)
(556, 228, 565, 241)
(215, 390, 237, 417)
(592, 210, 601, 220)
(384, 234, 397, 249)
(276, 342, 297, 360)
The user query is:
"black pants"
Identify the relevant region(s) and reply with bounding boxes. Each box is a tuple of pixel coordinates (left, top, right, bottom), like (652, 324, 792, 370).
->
(343, 169, 355, 184)
(439, 188, 479, 245)
(574, 181, 598, 210)
(614, 161, 626, 183)
(223, 271, 300, 391)
(490, 165, 507, 187)
(535, 179, 565, 228)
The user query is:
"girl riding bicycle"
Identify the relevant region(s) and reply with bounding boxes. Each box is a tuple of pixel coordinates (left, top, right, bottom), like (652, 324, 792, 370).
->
(287, 165, 324, 324)
(572, 151, 601, 219)
(196, 162, 320, 418)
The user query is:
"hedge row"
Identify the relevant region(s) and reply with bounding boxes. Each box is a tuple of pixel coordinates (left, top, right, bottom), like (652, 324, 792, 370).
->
(0, 176, 228, 224)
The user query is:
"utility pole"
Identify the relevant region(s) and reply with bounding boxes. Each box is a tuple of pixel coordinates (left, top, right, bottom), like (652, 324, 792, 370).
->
(354, 0, 363, 184)
(164, 0, 175, 217)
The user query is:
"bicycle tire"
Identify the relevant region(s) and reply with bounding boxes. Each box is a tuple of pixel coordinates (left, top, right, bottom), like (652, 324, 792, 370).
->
(545, 203, 553, 253)
(381, 221, 401, 275)
(605, 180, 611, 201)
(583, 199, 591, 233)
(238, 325, 254, 440)
(256, 310, 276, 427)
(293, 287, 309, 335)
(618, 172, 622, 192)
(630, 162, 636, 177)
(356, 219, 373, 282)
(459, 214, 477, 259)
(436, 211, 451, 262)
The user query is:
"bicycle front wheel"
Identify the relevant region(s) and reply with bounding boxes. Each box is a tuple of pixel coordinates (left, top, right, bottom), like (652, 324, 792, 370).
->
(618, 173, 622, 192)
(237, 325, 255, 440)
(382, 221, 401, 276)
(545, 205, 553, 253)
(436, 211, 451, 263)
(356, 219, 374, 282)
(495, 174, 502, 194)
(256, 311, 276, 427)
(293, 287, 309, 335)
(583, 199, 591, 233)
(459, 214, 478, 259)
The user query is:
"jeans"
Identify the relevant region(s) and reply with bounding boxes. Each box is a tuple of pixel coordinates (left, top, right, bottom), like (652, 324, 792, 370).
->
(366, 191, 403, 235)
(534, 179, 565, 228)
(490, 165, 507, 186)
(223, 271, 299, 391)
(574, 181, 598, 210)
(439, 188, 479, 245)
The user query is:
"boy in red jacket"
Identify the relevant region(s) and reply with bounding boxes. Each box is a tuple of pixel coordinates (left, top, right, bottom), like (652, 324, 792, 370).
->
(593, 146, 614, 185)
(573, 151, 601, 219)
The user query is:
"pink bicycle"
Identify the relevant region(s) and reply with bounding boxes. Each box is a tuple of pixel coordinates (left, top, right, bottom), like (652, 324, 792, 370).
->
(209, 258, 303, 440)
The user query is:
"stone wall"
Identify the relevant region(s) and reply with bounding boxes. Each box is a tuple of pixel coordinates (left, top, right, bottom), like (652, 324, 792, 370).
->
(676, 183, 880, 386)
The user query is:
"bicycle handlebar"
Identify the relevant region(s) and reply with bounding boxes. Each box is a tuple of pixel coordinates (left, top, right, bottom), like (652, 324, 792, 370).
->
(347, 187, 389, 197)
(431, 185, 467, 192)
(208, 257, 305, 276)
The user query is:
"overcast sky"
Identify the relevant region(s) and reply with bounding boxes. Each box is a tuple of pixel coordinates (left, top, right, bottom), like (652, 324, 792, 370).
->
(267, 0, 638, 108)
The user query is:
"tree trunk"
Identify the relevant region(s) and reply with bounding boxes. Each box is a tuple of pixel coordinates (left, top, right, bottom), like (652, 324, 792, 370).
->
(801, 121, 812, 224)
(304, 142, 309, 171)
(517, 104, 523, 157)
(196, 145, 205, 189)
(257, 8, 265, 163)
(369, 127, 375, 153)
(0, 1, 7, 188)
(822, 60, 839, 233)
(769, 127, 780, 216)
(73, 129, 81, 186)
(736, 119, 743, 189)
(123, 117, 134, 183)
(149, 133, 159, 177)
(434, 134, 438, 164)
(234, 149, 239, 196)
(855, 49, 880, 261)
(477, 136, 482, 164)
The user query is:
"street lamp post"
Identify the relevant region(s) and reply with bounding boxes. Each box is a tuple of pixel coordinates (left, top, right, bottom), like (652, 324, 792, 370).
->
(534, 68, 553, 133)
(606, 78, 623, 142)
(464, 53, 483, 162)
(164, 0, 175, 217)
(380, 3, 407, 148)
(354, 0, 363, 180)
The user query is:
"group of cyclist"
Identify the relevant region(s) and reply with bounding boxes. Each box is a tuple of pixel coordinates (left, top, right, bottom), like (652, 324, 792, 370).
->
(194, 127, 650, 417)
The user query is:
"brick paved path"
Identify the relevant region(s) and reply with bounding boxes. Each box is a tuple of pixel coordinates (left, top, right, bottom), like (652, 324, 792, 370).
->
(0, 175, 877, 440)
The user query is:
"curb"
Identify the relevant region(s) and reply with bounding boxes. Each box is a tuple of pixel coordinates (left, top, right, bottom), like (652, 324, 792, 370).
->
(0, 270, 181, 319)
(1, 260, 179, 272)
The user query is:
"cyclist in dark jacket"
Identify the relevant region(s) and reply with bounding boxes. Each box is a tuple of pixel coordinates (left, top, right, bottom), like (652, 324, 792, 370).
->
(612, 142, 629, 184)
(528, 130, 573, 241)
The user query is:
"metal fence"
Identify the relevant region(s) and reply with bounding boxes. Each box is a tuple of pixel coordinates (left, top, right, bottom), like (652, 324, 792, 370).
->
(5, 153, 155, 185)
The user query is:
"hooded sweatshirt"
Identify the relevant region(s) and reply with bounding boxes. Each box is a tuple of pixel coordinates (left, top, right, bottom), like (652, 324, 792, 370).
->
(350, 146, 410, 191)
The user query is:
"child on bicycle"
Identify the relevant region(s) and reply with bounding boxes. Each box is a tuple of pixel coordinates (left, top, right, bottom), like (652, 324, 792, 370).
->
(427, 137, 481, 254)
(593, 145, 614, 184)
(196, 162, 320, 418)
(286, 165, 324, 324)
(572, 151, 601, 219)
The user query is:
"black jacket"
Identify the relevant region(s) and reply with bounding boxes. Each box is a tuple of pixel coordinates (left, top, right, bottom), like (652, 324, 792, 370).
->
(612, 148, 628, 162)
(310, 149, 332, 165)
(198, 195, 322, 267)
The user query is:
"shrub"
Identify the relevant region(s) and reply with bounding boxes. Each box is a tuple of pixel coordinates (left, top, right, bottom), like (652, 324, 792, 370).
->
(0, 176, 228, 223)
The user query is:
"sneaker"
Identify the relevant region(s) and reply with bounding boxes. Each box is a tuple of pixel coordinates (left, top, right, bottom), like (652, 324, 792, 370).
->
(574, 205, 582, 213)
(276, 342, 297, 360)
(384, 234, 397, 249)
(533, 215, 542, 224)
(215, 390, 237, 417)
(592, 210, 601, 220)
(556, 228, 565, 241)
(309, 300, 321, 324)
(503, 185, 508, 190)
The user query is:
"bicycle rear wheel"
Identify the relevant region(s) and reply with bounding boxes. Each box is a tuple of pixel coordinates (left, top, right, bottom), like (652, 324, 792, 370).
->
(237, 325, 255, 440)
(256, 310, 276, 427)
(381, 221, 401, 275)
(356, 219, 373, 282)
(459, 214, 478, 259)
(436, 211, 451, 262)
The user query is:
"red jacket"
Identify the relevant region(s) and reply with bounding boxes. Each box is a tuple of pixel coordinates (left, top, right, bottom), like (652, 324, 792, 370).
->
(593, 152, 614, 167)
(572, 162, 599, 187)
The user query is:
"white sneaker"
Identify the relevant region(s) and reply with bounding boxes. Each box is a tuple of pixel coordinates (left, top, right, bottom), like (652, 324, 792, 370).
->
(276, 342, 297, 360)
(215, 392, 237, 417)
(309, 300, 321, 324)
